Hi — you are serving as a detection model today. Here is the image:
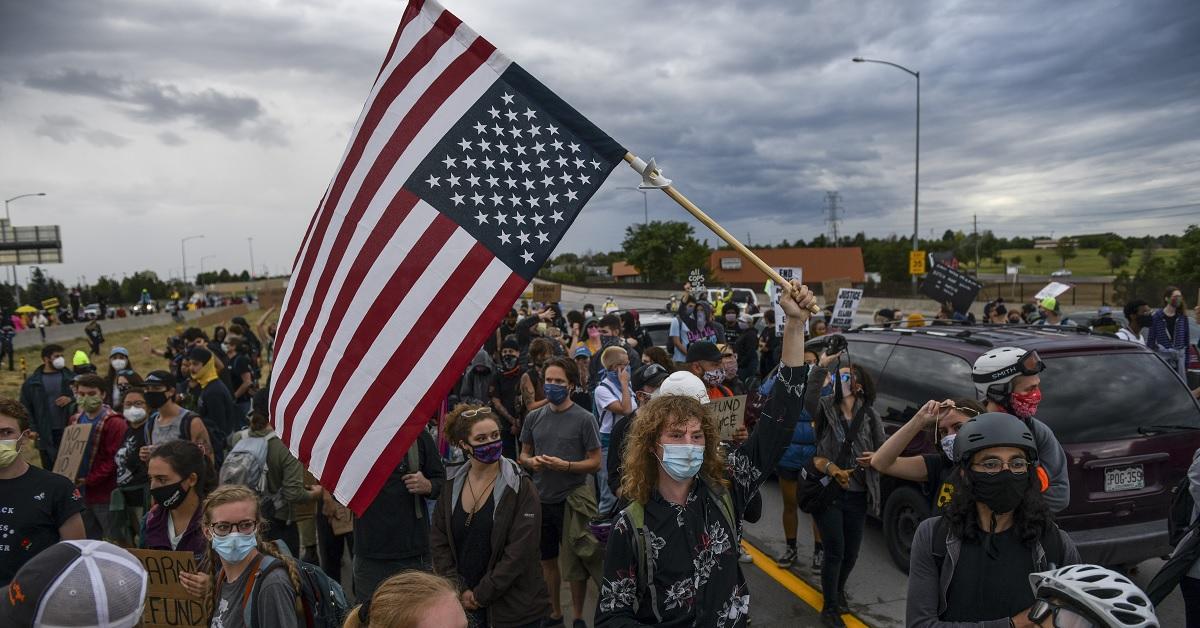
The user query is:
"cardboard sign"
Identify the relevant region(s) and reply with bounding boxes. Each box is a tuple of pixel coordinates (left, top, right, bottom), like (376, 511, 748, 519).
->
(821, 277, 852, 300)
(688, 268, 707, 299)
(130, 549, 211, 627)
(706, 394, 747, 441)
(1034, 282, 1072, 301)
(920, 264, 983, 315)
(532, 282, 562, 304)
(52, 423, 92, 480)
(770, 267, 803, 337)
(330, 503, 354, 536)
(909, 250, 927, 275)
(829, 288, 864, 330)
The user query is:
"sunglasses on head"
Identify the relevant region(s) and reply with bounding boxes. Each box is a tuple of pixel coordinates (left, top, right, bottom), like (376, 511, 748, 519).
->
(461, 407, 492, 418)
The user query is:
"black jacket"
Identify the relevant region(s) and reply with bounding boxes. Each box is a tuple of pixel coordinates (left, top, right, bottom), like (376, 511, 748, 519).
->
(19, 368, 75, 459)
(355, 430, 445, 559)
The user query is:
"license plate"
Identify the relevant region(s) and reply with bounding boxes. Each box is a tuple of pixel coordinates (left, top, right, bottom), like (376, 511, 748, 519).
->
(1104, 465, 1144, 492)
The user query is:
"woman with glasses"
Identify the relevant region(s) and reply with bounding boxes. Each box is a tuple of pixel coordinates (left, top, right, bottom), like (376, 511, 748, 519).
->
(869, 398, 986, 512)
(431, 404, 550, 628)
(906, 413, 1079, 628)
(181, 483, 302, 628)
(807, 346, 885, 627)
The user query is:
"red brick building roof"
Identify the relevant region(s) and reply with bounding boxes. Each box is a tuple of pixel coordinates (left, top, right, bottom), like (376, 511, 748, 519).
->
(709, 247, 865, 284)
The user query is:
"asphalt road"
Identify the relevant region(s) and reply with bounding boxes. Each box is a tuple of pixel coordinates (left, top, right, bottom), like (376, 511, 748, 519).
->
(740, 476, 1186, 627)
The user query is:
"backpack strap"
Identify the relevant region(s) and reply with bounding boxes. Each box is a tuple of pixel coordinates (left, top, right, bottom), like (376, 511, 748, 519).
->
(178, 410, 197, 441)
(621, 501, 663, 623)
(705, 484, 737, 536)
(1039, 523, 1065, 569)
(931, 516, 950, 562)
(241, 554, 285, 628)
(406, 439, 424, 519)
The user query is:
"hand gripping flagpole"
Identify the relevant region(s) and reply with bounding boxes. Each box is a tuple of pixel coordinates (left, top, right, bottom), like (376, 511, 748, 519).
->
(623, 152, 822, 314)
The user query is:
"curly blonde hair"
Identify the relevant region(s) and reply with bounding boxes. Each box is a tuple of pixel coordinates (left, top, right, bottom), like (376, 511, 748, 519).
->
(200, 484, 302, 614)
(619, 395, 727, 504)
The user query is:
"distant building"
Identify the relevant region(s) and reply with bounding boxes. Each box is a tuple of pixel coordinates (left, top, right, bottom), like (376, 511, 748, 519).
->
(611, 261, 642, 283)
(1034, 238, 1076, 249)
(709, 247, 866, 285)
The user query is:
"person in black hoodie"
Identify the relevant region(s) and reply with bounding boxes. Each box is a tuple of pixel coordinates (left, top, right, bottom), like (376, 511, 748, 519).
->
(490, 338, 524, 460)
(185, 346, 237, 465)
(458, 349, 495, 406)
(733, 313, 759, 382)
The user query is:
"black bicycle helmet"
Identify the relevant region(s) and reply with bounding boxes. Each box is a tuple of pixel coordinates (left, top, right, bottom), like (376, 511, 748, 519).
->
(953, 412, 1038, 465)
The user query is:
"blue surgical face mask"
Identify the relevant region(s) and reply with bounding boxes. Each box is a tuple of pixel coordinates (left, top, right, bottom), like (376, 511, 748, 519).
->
(820, 383, 834, 397)
(658, 443, 705, 481)
(211, 532, 258, 563)
(544, 383, 569, 405)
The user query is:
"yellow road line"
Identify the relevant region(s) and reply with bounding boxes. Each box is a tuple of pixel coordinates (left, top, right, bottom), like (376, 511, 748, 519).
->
(741, 539, 870, 628)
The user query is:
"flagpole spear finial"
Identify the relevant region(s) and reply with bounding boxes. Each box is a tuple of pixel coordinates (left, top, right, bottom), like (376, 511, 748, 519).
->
(623, 152, 821, 314)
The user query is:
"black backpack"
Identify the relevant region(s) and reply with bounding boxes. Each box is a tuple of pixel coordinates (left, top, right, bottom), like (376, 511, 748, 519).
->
(1168, 475, 1198, 546)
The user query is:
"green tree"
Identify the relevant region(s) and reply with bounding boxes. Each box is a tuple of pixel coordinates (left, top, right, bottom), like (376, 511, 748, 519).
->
(1054, 237, 1077, 269)
(1010, 255, 1022, 265)
(1097, 237, 1131, 273)
(1173, 224, 1200, 284)
(621, 221, 710, 283)
(1034, 253, 1043, 267)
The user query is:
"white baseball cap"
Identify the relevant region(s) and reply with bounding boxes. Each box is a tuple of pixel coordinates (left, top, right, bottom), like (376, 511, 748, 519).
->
(655, 371, 710, 405)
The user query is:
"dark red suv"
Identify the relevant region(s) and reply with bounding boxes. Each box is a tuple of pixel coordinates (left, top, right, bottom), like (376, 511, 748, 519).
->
(806, 324, 1200, 571)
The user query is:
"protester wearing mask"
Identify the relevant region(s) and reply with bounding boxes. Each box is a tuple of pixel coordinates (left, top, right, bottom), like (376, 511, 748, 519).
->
(731, 313, 759, 381)
(180, 485, 302, 628)
(489, 309, 520, 358)
(187, 346, 238, 465)
(972, 348, 1069, 512)
(67, 373, 129, 540)
(1147, 286, 1191, 380)
(572, 346, 593, 405)
(140, 440, 209, 560)
(520, 338, 554, 417)
(139, 370, 211, 465)
(721, 301, 741, 338)
(596, 280, 814, 628)
(906, 413, 1079, 627)
(105, 347, 134, 409)
(808, 351, 886, 626)
(1034, 297, 1075, 327)
(432, 404, 551, 628)
(1117, 300, 1151, 345)
(669, 295, 696, 363)
(19, 343, 75, 466)
(594, 346, 637, 517)
(489, 338, 524, 460)
(870, 398, 985, 513)
(223, 333, 256, 417)
(586, 314, 641, 393)
(459, 349, 496, 406)
(684, 341, 734, 400)
(0, 398, 85, 586)
(718, 344, 746, 395)
(110, 382, 150, 545)
(518, 357, 602, 628)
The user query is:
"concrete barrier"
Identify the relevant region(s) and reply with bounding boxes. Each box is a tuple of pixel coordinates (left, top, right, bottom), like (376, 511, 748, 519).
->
(13, 304, 260, 351)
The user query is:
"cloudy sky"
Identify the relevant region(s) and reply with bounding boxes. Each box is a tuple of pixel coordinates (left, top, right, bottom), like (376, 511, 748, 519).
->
(1, 0, 1197, 285)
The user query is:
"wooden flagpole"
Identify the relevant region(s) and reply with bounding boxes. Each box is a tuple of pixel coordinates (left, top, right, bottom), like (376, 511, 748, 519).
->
(623, 152, 820, 313)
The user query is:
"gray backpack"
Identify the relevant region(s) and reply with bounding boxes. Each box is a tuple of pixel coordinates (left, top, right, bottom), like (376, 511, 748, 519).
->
(219, 431, 272, 494)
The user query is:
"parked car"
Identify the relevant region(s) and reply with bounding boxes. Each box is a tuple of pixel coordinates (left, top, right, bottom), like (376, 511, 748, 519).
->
(82, 303, 101, 320)
(806, 324, 1200, 571)
(612, 308, 676, 352)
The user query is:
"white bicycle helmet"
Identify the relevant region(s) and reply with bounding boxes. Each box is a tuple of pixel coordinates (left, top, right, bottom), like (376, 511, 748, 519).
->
(972, 346, 1045, 402)
(1028, 564, 1158, 628)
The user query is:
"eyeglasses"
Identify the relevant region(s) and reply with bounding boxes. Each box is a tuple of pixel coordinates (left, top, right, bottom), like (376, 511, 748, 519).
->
(461, 407, 492, 418)
(972, 458, 1030, 474)
(209, 520, 258, 536)
(124, 400, 147, 409)
(1027, 599, 1098, 628)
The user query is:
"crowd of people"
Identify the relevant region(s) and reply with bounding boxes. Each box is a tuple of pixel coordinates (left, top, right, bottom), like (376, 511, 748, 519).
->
(0, 279, 1193, 627)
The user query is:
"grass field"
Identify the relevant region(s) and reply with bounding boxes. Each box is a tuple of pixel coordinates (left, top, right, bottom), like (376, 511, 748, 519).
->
(0, 307, 277, 400)
(967, 247, 1178, 276)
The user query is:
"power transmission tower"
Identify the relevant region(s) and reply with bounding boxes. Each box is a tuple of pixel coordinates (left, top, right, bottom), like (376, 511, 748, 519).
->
(825, 191, 842, 246)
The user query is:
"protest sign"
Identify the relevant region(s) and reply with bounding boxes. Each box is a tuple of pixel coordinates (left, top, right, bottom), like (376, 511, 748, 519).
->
(532, 282, 562, 304)
(130, 549, 210, 627)
(688, 268, 707, 298)
(770, 267, 802, 336)
(706, 395, 747, 441)
(920, 263, 983, 315)
(330, 503, 355, 536)
(821, 277, 852, 300)
(52, 423, 92, 480)
(1034, 282, 1072, 300)
(829, 288, 864, 329)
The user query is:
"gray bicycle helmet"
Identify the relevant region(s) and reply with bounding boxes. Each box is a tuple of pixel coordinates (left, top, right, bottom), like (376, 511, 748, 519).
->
(953, 412, 1038, 464)
(1029, 564, 1158, 627)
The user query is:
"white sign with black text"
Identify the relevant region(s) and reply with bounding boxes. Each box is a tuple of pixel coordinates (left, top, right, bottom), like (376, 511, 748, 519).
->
(829, 288, 864, 330)
(769, 267, 802, 337)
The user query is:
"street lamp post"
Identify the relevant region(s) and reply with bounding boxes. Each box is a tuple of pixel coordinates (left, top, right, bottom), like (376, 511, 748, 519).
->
(620, 187, 650, 224)
(181, 235, 204, 285)
(4, 192, 46, 303)
(852, 57, 920, 293)
(247, 237, 256, 280)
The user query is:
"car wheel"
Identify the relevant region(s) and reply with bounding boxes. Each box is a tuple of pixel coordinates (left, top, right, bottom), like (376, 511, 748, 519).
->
(883, 486, 930, 573)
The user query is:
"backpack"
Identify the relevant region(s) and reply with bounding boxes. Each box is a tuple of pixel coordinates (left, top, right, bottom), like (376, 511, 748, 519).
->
(622, 485, 736, 619)
(219, 431, 272, 495)
(1168, 475, 1198, 546)
(930, 516, 1065, 571)
(222, 541, 350, 628)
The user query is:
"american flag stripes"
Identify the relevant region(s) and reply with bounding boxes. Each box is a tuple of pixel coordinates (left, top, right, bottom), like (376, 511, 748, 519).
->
(270, 0, 625, 513)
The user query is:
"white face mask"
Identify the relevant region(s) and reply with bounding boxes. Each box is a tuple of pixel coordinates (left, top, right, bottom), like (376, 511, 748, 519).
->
(124, 406, 148, 425)
(940, 433, 956, 460)
(111, 359, 128, 371)
(51, 356, 66, 370)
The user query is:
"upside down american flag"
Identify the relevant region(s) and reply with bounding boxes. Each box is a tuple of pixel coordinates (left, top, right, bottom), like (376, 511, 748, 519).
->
(270, 0, 627, 513)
